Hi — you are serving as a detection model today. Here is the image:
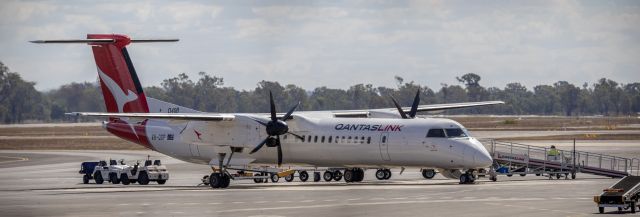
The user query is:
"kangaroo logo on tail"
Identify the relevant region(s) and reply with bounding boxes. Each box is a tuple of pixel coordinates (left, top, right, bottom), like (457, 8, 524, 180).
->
(97, 67, 138, 113)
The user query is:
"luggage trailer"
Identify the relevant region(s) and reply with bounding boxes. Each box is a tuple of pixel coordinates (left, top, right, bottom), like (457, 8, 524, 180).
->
(594, 176, 640, 213)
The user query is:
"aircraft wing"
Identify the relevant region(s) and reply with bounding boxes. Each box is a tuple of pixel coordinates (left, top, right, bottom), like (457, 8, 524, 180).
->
(331, 101, 505, 118)
(67, 112, 235, 121)
(68, 100, 503, 120)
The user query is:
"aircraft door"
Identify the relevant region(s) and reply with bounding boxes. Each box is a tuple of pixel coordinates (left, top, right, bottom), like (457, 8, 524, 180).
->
(379, 133, 391, 161)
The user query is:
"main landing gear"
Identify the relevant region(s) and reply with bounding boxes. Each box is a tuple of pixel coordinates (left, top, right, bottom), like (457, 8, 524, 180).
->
(344, 168, 364, 183)
(207, 152, 233, 189)
(459, 170, 476, 184)
(375, 169, 392, 180)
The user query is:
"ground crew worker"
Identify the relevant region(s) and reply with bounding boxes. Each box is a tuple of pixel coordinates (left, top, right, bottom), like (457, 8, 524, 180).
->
(548, 145, 561, 161)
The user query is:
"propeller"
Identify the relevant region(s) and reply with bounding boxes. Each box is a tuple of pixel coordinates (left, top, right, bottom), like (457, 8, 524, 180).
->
(249, 91, 302, 166)
(390, 89, 421, 119)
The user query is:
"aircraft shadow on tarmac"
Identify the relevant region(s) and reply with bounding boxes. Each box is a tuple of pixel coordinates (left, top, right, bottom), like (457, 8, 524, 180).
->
(24, 176, 614, 195)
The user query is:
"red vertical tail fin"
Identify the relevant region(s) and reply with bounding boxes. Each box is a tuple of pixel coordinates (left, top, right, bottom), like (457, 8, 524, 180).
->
(30, 34, 178, 113)
(88, 34, 149, 113)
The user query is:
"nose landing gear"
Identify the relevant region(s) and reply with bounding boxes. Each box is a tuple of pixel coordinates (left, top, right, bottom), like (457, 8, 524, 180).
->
(459, 170, 476, 184)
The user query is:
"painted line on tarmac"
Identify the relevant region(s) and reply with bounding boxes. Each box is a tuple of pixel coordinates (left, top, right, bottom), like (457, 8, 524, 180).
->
(215, 197, 589, 213)
(0, 156, 29, 164)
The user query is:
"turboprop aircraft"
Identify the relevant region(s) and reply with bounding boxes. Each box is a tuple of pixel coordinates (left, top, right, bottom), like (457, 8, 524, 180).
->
(31, 34, 503, 188)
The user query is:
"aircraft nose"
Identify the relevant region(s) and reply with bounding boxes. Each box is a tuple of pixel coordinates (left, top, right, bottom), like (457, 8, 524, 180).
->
(474, 148, 493, 168)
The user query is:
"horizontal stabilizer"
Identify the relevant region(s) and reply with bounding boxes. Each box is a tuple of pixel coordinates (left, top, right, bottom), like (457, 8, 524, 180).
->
(30, 39, 178, 44)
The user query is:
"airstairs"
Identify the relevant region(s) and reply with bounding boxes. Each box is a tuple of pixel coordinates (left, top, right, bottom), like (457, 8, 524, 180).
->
(481, 139, 640, 180)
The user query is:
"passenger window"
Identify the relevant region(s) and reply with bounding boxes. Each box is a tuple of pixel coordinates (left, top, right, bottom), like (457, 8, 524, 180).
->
(301, 135, 305, 142)
(361, 136, 365, 144)
(307, 135, 311, 142)
(321, 136, 325, 143)
(348, 136, 352, 143)
(427, 129, 446, 138)
(328, 136, 332, 143)
(382, 136, 387, 143)
(314, 136, 318, 143)
(342, 136, 345, 143)
(367, 137, 371, 144)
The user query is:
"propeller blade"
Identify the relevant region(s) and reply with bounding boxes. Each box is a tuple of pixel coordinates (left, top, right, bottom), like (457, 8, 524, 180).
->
(276, 136, 283, 166)
(248, 117, 268, 126)
(408, 89, 420, 118)
(250, 138, 269, 154)
(287, 132, 304, 140)
(390, 96, 408, 119)
(269, 91, 277, 122)
(282, 101, 300, 121)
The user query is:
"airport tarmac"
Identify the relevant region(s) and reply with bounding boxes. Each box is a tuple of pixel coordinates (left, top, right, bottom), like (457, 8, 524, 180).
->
(0, 149, 634, 217)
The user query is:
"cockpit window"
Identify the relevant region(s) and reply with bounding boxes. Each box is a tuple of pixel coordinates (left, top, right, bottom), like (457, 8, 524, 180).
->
(427, 129, 446, 138)
(445, 128, 467, 138)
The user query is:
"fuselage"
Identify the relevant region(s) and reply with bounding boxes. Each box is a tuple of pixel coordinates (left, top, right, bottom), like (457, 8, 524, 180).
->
(106, 114, 493, 170)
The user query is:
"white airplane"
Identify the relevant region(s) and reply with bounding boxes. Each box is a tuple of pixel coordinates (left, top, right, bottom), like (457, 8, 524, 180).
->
(32, 34, 503, 188)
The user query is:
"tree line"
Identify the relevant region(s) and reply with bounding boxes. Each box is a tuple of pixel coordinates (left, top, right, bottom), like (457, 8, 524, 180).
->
(1, 61, 638, 123)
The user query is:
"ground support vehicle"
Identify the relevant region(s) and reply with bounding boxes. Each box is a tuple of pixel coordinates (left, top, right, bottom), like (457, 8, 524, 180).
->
(594, 176, 640, 214)
(79, 162, 99, 184)
(119, 159, 169, 185)
(91, 160, 128, 184)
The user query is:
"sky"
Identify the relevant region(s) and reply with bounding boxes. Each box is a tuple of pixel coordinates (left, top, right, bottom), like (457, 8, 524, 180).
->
(1, 0, 639, 91)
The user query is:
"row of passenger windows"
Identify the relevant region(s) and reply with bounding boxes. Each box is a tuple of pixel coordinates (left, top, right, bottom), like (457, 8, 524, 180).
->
(283, 134, 373, 144)
(426, 128, 468, 138)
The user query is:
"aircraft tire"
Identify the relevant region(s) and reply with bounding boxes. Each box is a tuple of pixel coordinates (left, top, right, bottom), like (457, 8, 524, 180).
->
(375, 170, 386, 180)
(355, 168, 365, 182)
(209, 173, 222, 188)
(157, 179, 166, 185)
(220, 174, 230, 188)
(344, 169, 354, 182)
(299, 171, 309, 182)
(323, 171, 333, 182)
(82, 174, 89, 184)
(333, 170, 343, 181)
(459, 174, 468, 184)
